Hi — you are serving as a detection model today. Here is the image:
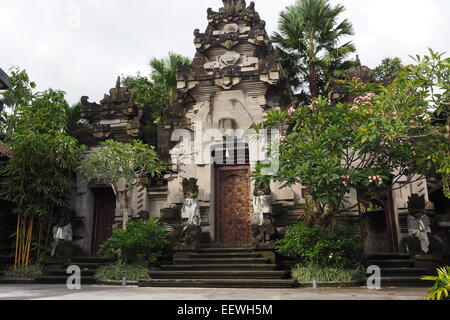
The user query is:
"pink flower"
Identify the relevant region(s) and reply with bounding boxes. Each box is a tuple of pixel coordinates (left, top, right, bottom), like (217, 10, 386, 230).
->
(376, 176, 383, 185)
(288, 107, 296, 116)
(355, 82, 364, 89)
(341, 175, 351, 186)
(369, 175, 383, 185)
(308, 104, 318, 111)
(354, 97, 363, 104)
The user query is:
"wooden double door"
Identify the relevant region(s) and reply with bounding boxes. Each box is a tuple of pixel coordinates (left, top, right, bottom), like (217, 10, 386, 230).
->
(215, 166, 251, 246)
(91, 189, 116, 256)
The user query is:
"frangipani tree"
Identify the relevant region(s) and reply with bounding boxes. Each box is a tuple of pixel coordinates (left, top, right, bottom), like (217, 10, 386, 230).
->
(253, 50, 449, 225)
(80, 140, 165, 229)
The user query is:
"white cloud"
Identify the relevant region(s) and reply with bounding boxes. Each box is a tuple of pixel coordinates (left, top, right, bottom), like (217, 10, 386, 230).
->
(0, 0, 448, 104)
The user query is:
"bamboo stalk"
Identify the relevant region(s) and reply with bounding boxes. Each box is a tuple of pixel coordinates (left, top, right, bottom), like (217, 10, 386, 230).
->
(19, 218, 24, 267)
(36, 216, 44, 264)
(25, 217, 34, 267)
(21, 217, 26, 267)
(43, 213, 53, 262)
(14, 214, 21, 271)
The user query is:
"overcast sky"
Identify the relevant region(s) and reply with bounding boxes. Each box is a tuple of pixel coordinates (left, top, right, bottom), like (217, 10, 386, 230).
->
(1, 0, 449, 105)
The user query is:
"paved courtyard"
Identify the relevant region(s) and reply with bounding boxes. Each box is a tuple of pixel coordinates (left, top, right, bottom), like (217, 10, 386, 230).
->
(0, 284, 427, 300)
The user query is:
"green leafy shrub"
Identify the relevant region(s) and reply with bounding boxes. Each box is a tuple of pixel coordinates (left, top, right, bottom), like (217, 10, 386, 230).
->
(4, 264, 42, 279)
(276, 223, 363, 268)
(95, 263, 150, 281)
(421, 266, 450, 300)
(99, 219, 169, 266)
(292, 264, 365, 283)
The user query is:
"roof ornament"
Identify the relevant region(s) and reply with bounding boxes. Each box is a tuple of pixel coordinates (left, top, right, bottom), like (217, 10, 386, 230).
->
(355, 55, 361, 67)
(222, 0, 247, 14)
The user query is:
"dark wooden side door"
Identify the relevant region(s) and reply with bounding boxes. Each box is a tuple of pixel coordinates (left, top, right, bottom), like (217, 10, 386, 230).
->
(215, 166, 251, 246)
(92, 190, 116, 256)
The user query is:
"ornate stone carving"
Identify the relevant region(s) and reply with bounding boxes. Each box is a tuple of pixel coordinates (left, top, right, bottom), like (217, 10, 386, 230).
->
(174, 225, 202, 251)
(181, 178, 201, 227)
(50, 207, 75, 262)
(222, 0, 247, 14)
(76, 77, 146, 146)
(328, 56, 376, 104)
(408, 194, 426, 215)
(252, 224, 276, 250)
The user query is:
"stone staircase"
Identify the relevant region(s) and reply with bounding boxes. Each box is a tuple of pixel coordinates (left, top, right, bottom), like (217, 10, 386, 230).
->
(35, 256, 113, 284)
(139, 247, 296, 288)
(366, 254, 431, 287)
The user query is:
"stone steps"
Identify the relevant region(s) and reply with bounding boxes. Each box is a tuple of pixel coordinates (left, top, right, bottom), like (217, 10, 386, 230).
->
(148, 270, 288, 280)
(365, 254, 430, 287)
(366, 259, 414, 268)
(51, 269, 96, 277)
(366, 254, 411, 260)
(35, 256, 114, 285)
(380, 267, 429, 276)
(381, 276, 432, 287)
(70, 257, 114, 264)
(187, 252, 261, 259)
(196, 247, 253, 252)
(139, 279, 296, 288)
(62, 262, 109, 270)
(173, 257, 269, 265)
(161, 263, 278, 271)
(139, 246, 289, 288)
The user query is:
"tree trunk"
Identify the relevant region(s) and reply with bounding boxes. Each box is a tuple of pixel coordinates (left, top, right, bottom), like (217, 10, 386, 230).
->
(308, 64, 319, 99)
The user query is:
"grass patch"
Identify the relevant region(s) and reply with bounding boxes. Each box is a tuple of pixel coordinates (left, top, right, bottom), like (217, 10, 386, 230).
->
(3, 265, 42, 279)
(95, 263, 150, 281)
(292, 264, 365, 283)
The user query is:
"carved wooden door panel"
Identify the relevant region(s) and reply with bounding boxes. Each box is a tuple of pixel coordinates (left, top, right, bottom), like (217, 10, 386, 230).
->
(92, 192, 116, 256)
(216, 166, 251, 246)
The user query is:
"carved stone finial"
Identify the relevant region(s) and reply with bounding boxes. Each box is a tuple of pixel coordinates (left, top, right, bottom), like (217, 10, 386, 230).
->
(222, 0, 247, 14)
(355, 55, 361, 67)
(116, 76, 121, 88)
(182, 178, 199, 199)
(408, 194, 426, 215)
(248, 1, 255, 10)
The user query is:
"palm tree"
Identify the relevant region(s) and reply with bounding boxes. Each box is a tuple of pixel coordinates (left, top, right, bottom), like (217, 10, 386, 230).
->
(149, 52, 191, 106)
(273, 0, 355, 99)
(122, 52, 190, 123)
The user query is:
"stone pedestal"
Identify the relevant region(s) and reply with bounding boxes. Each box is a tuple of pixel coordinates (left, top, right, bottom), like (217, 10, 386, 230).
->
(173, 225, 202, 252)
(251, 224, 276, 250)
(414, 254, 444, 272)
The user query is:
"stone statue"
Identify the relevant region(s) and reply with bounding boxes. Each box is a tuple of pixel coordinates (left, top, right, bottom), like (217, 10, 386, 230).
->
(50, 207, 74, 262)
(174, 178, 202, 251)
(251, 182, 275, 249)
(407, 194, 432, 254)
(252, 182, 272, 226)
(181, 178, 201, 229)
